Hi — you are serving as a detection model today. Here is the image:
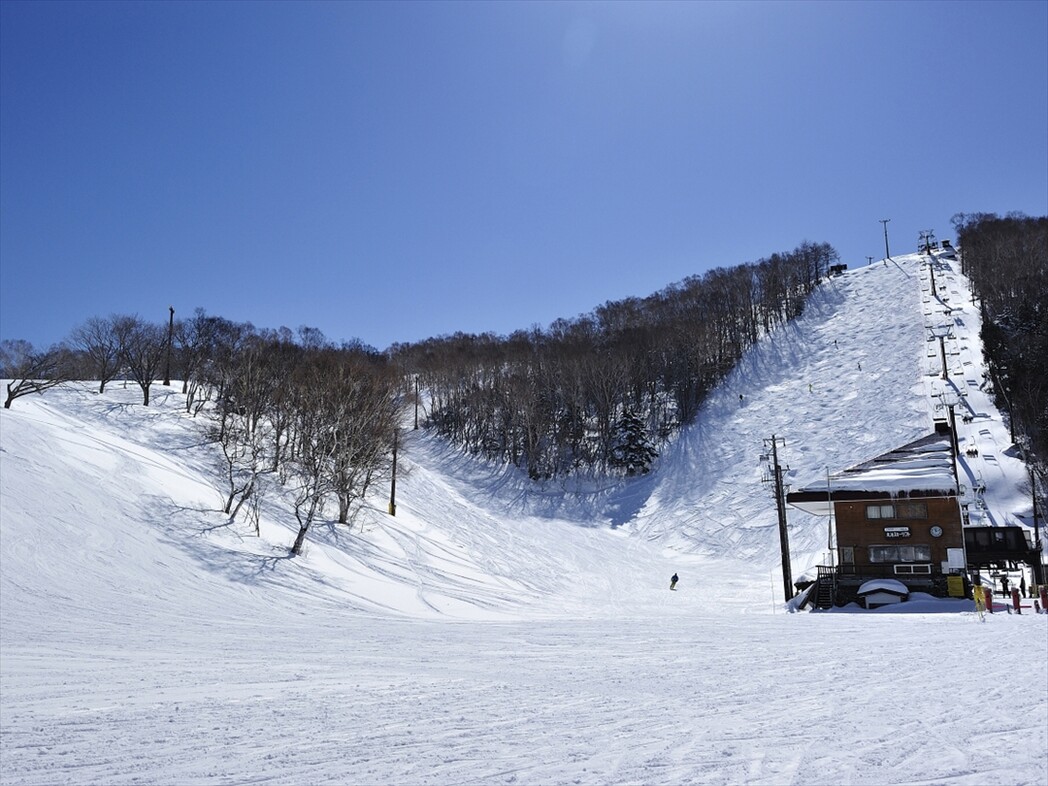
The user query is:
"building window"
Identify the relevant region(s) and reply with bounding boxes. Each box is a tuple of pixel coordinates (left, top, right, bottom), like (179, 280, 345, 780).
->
(869, 544, 932, 563)
(895, 564, 933, 575)
(840, 546, 855, 565)
(865, 502, 929, 520)
(896, 502, 928, 519)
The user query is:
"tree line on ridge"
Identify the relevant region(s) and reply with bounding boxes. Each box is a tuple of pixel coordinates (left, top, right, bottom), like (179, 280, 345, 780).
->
(952, 212, 1048, 489)
(391, 241, 838, 479)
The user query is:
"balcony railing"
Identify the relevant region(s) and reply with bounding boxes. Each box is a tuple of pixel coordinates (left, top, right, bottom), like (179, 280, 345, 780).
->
(833, 563, 944, 580)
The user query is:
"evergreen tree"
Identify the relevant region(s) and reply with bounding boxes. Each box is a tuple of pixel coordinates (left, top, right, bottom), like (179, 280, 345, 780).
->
(610, 409, 657, 476)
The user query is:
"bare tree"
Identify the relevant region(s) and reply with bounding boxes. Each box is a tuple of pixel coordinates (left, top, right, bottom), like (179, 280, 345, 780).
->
(174, 309, 221, 412)
(287, 369, 336, 556)
(113, 315, 168, 406)
(1, 340, 73, 409)
(325, 352, 402, 524)
(213, 412, 270, 522)
(70, 316, 122, 393)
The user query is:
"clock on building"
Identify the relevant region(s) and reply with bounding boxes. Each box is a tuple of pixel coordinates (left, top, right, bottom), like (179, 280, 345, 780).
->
(930, 526, 943, 538)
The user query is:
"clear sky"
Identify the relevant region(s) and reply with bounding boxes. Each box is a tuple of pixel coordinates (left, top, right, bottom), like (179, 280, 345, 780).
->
(2, 0, 1046, 352)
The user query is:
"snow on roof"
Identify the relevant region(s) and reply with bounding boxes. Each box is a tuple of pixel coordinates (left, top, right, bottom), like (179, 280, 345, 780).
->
(823, 431, 956, 493)
(787, 432, 958, 514)
(857, 579, 909, 596)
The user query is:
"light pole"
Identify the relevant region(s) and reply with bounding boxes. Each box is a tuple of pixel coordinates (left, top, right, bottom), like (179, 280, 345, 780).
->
(879, 218, 891, 260)
(163, 306, 174, 386)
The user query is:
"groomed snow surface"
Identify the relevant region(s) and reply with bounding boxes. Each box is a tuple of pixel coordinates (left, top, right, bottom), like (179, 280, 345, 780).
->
(2, 252, 1046, 785)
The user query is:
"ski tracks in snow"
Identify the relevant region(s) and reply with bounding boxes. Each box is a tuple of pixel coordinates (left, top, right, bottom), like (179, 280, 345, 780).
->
(5, 612, 1043, 785)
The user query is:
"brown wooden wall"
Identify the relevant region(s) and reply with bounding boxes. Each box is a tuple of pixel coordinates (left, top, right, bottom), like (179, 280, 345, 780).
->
(833, 496, 963, 570)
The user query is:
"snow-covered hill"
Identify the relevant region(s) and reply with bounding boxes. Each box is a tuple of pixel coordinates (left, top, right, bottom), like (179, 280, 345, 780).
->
(2, 251, 1046, 785)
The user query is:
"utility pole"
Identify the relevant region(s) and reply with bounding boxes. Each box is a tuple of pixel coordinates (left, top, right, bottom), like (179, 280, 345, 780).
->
(763, 436, 792, 602)
(1032, 465, 1044, 585)
(825, 467, 835, 569)
(414, 375, 419, 430)
(163, 306, 174, 386)
(388, 430, 398, 516)
(879, 218, 891, 260)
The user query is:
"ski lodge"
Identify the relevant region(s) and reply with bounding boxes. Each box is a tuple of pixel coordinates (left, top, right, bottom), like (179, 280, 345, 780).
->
(786, 427, 968, 608)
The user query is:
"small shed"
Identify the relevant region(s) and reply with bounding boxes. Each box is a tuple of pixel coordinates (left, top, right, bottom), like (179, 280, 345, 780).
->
(857, 579, 909, 608)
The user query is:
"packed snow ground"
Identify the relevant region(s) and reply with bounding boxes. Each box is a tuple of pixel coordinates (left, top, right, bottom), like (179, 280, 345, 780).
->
(1, 252, 1046, 785)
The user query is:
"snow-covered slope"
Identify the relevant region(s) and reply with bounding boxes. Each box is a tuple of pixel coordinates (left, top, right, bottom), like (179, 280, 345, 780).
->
(422, 250, 1039, 576)
(2, 251, 1045, 785)
(631, 253, 932, 562)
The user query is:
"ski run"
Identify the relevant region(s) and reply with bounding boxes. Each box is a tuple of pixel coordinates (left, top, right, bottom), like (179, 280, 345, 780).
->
(2, 251, 1046, 785)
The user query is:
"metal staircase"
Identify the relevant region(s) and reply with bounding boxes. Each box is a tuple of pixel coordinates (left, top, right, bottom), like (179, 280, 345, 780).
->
(813, 566, 837, 609)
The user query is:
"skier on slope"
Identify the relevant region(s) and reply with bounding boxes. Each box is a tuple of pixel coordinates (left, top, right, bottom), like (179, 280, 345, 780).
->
(670, 573, 678, 591)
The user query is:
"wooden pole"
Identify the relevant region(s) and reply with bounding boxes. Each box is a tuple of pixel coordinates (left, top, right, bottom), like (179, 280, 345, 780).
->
(770, 436, 792, 602)
(1032, 465, 1044, 586)
(388, 430, 397, 516)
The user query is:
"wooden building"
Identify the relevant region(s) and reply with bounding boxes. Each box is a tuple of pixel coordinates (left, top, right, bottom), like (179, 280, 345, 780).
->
(786, 429, 968, 607)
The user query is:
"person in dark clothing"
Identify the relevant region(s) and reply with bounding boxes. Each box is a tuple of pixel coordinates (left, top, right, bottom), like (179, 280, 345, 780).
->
(670, 573, 678, 591)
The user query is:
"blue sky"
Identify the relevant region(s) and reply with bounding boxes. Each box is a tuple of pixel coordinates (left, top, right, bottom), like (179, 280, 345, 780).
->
(2, 0, 1046, 352)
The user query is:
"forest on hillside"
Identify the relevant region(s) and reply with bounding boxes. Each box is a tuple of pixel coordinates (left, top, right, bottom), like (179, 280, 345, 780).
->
(953, 212, 1048, 487)
(392, 241, 838, 478)
(1, 242, 838, 505)
(2, 316, 403, 552)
